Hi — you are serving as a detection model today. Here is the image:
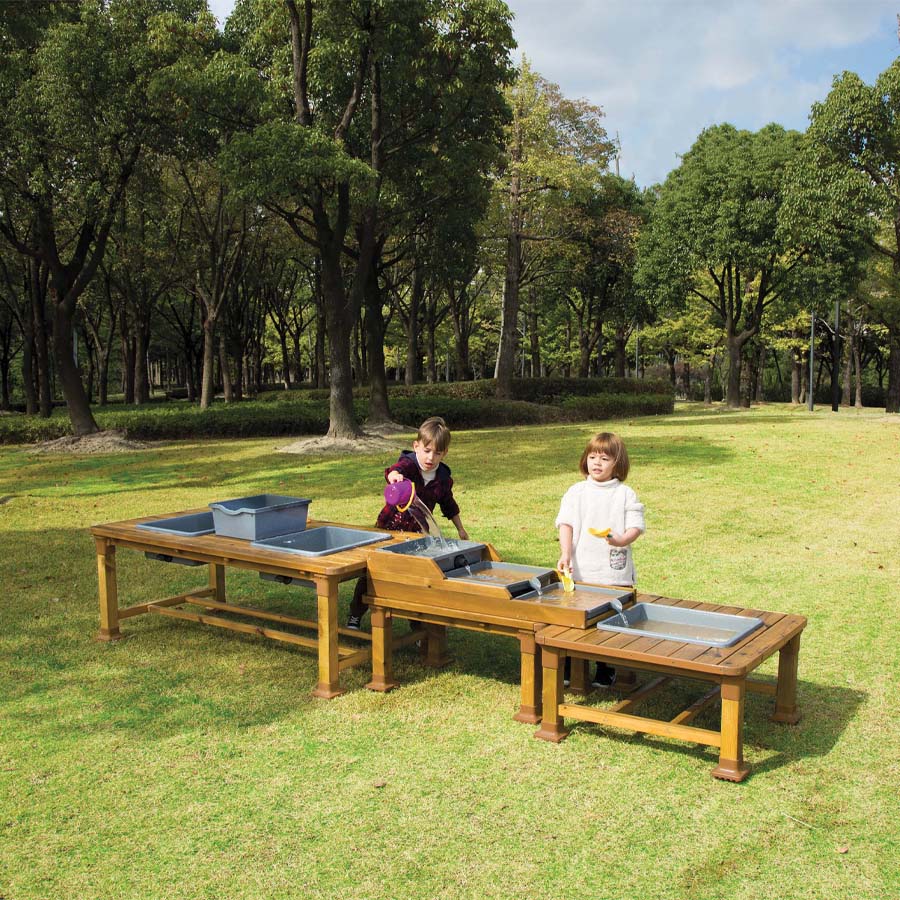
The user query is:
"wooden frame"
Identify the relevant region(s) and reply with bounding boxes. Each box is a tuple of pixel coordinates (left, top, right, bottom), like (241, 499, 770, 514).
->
(364, 592, 546, 724)
(90, 511, 415, 699)
(534, 594, 806, 782)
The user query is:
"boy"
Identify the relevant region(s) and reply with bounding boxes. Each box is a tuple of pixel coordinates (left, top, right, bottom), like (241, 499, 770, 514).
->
(347, 416, 468, 629)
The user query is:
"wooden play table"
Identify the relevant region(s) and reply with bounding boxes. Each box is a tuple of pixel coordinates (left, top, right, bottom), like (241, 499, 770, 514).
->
(90, 511, 417, 698)
(363, 543, 634, 724)
(534, 593, 806, 781)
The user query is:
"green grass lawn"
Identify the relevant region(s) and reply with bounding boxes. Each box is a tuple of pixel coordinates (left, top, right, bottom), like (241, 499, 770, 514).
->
(1, 403, 897, 899)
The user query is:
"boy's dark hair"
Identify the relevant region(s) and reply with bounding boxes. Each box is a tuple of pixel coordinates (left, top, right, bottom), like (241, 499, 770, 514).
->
(417, 416, 451, 453)
(579, 432, 630, 480)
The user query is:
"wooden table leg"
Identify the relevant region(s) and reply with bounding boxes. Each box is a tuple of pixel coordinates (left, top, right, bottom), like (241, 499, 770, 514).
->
(711, 679, 750, 782)
(209, 563, 226, 603)
(95, 537, 123, 641)
(312, 579, 344, 699)
(534, 649, 569, 742)
(772, 634, 802, 724)
(366, 606, 399, 692)
(514, 633, 542, 724)
(423, 623, 451, 668)
(568, 657, 589, 694)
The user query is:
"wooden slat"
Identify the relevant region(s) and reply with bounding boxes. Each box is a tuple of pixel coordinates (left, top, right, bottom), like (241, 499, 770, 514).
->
(118, 587, 215, 619)
(147, 604, 320, 649)
(608, 676, 671, 714)
(670, 686, 720, 725)
(338, 648, 372, 670)
(558, 703, 721, 748)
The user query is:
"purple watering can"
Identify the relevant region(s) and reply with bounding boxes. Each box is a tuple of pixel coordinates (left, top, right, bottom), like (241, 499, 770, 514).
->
(384, 479, 415, 512)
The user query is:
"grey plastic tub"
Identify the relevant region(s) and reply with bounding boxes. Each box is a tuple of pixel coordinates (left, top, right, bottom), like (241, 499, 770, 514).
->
(209, 495, 311, 540)
(376, 538, 486, 572)
(596, 602, 764, 647)
(252, 526, 390, 557)
(136, 512, 215, 537)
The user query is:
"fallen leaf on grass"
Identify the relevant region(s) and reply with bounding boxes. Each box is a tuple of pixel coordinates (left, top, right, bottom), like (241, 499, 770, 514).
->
(836, 845, 849, 854)
(373, 779, 387, 789)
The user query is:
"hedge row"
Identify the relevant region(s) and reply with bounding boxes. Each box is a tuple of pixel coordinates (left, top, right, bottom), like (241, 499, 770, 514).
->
(0, 388, 673, 444)
(259, 376, 672, 404)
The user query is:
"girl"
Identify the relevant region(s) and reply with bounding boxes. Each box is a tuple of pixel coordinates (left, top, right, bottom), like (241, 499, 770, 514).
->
(556, 432, 645, 686)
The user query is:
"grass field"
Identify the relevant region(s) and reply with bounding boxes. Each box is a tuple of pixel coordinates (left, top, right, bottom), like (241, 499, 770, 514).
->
(1, 403, 898, 899)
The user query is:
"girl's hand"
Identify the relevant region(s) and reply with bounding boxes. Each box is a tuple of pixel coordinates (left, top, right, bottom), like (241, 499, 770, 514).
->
(606, 532, 624, 547)
(386, 471, 404, 484)
(557, 555, 572, 573)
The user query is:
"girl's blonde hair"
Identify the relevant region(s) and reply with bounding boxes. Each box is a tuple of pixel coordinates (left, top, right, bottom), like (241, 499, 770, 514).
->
(417, 416, 451, 453)
(579, 432, 629, 480)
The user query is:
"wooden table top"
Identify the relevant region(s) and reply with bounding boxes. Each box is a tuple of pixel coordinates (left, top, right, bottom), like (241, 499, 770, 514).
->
(535, 592, 807, 679)
(90, 510, 413, 579)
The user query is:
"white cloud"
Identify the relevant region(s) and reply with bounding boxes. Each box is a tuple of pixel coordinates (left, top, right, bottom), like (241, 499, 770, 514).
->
(508, 0, 899, 184)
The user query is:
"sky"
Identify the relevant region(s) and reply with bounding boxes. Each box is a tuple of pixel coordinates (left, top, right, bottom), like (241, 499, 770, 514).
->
(207, 0, 900, 186)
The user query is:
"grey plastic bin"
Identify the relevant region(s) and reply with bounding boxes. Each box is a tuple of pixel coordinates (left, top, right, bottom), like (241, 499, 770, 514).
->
(209, 494, 311, 541)
(136, 512, 215, 537)
(596, 602, 764, 647)
(252, 526, 390, 557)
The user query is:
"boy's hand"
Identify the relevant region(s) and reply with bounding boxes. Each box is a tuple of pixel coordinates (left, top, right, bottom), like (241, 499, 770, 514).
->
(557, 555, 572, 573)
(606, 532, 623, 547)
(386, 471, 405, 484)
(457, 527, 469, 541)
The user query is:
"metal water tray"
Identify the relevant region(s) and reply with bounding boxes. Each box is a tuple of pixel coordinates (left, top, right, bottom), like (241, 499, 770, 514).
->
(136, 512, 215, 537)
(516, 583, 633, 618)
(596, 603, 764, 647)
(376, 538, 486, 572)
(444, 561, 558, 597)
(252, 526, 390, 557)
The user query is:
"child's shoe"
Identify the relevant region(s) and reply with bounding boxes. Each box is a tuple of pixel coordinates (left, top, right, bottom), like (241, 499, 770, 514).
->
(346, 613, 363, 631)
(591, 663, 617, 688)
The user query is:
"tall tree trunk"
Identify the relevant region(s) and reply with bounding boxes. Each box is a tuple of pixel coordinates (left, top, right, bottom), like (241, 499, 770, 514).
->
(219, 336, 234, 402)
(51, 294, 98, 435)
(31, 261, 52, 418)
(842, 332, 853, 407)
(614, 325, 627, 378)
(365, 260, 391, 426)
(200, 315, 217, 408)
(853, 337, 863, 408)
(134, 321, 150, 405)
(496, 166, 521, 400)
(791, 336, 802, 404)
(886, 329, 900, 414)
(20, 265, 37, 414)
(725, 334, 743, 408)
(405, 253, 422, 386)
(313, 256, 327, 388)
(528, 302, 540, 378)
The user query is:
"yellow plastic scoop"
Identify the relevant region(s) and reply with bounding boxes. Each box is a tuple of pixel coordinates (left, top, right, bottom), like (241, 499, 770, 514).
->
(588, 528, 611, 538)
(558, 569, 575, 593)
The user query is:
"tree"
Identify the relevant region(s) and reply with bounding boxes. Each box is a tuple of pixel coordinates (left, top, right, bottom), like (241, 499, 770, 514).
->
(782, 62, 900, 412)
(491, 60, 613, 397)
(223, 0, 513, 438)
(637, 124, 807, 407)
(0, 0, 214, 433)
